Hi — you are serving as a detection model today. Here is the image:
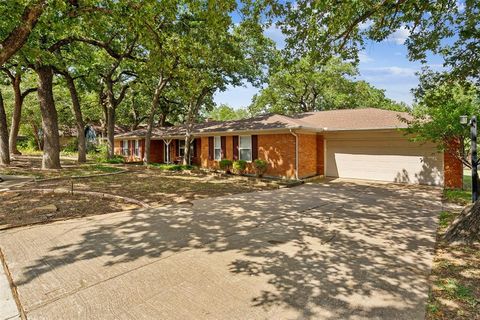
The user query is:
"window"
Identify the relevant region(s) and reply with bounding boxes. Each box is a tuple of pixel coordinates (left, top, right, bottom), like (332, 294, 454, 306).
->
(178, 140, 185, 157)
(239, 135, 252, 161)
(122, 140, 129, 156)
(214, 136, 221, 160)
(134, 140, 140, 157)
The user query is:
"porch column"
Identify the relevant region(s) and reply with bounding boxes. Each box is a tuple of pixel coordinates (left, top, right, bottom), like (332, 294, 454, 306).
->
(163, 139, 172, 164)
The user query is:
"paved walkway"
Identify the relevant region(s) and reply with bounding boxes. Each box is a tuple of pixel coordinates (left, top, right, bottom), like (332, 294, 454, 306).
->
(0, 180, 441, 319)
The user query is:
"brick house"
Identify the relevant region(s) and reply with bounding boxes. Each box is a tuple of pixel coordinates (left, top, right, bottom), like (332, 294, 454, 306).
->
(114, 108, 463, 188)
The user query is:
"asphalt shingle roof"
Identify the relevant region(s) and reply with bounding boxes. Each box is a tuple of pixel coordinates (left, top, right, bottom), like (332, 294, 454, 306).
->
(115, 108, 411, 139)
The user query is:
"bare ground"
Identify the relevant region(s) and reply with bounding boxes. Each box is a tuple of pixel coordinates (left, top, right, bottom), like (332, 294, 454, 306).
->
(426, 209, 480, 319)
(1, 160, 277, 229)
(0, 191, 140, 230)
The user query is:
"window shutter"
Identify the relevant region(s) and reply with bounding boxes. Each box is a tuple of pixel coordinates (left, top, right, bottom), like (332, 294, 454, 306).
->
(252, 135, 258, 160)
(128, 140, 132, 156)
(141, 139, 145, 158)
(233, 136, 239, 160)
(191, 139, 196, 157)
(208, 137, 214, 160)
(221, 136, 226, 159)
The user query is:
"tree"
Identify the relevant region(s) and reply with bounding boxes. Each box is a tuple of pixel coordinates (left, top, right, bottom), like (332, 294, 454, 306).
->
(207, 104, 249, 121)
(250, 57, 405, 115)
(0, 89, 9, 165)
(0, 0, 46, 66)
(0, 65, 36, 155)
(404, 71, 480, 244)
(269, 1, 480, 84)
(404, 71, 480, 169)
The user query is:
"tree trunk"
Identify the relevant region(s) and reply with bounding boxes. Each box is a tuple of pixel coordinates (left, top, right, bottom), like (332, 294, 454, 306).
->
(64, 74, 86, 163)
(0, 0, 46, 66)
(106, 106, 115, 159)
(36, 66, 61, 169)
(183, 133, 193, 165)
(144, 76, 167, 165)
(444, 201, 480, 244)
(0, 90, 10, 166)
(9, 75, 22, 155)
(30, 121, 42, 150)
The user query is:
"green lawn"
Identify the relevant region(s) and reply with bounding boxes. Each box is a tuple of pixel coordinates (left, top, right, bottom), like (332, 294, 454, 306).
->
(443, 169, 473, 205)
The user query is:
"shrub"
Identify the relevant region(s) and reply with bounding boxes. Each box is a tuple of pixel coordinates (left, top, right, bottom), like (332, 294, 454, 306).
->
(62, 138, 78, 153)
(17, 136, 38, 150)
(219, 159, 233, 173)
(90, 145, 125, 164)
(233, 160, 247, 175)
(149, 163, 194, 171)
(253, 159, 268, 177)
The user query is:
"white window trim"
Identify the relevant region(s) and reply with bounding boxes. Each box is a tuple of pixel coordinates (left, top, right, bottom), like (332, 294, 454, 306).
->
(122, 140, 129, 156)
(134, 139, 140, 157)
(239, 135, 252, 162)
(214, 136, 221, 161)
(178, 139, 186, 157)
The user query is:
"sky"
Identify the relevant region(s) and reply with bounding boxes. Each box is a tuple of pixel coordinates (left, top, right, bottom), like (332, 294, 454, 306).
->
(214, 24, 446, 109)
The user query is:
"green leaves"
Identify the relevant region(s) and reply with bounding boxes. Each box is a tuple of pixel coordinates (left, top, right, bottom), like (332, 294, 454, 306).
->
(249, 56, 405, 115)
(405, 70, 480, 166)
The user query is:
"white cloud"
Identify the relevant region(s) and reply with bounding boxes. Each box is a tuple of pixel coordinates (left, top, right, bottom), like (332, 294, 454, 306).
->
(358, 51, 373, 63)
(387, 26, 410, 45)
(264, 24, 286, 49)
(359, 20, 373, 30)
(362, 66, 418, 77)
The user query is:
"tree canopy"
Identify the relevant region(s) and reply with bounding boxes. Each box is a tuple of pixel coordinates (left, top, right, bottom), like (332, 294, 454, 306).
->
(250, 57, 406, 115)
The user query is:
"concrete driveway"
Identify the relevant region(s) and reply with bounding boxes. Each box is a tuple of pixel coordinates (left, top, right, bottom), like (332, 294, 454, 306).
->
(0, 179, 441, 319)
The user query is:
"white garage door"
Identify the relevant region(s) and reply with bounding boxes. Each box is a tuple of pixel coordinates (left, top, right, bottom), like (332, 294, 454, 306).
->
(325, 135, 444, 186)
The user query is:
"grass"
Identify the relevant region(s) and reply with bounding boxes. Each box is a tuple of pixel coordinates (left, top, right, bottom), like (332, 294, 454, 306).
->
(438, 211, 456, 228)
(436, 279, 478, 307)
(443, 189, 472, 205)
(148, 163, 195, 171)
(442, 170, 472, 205)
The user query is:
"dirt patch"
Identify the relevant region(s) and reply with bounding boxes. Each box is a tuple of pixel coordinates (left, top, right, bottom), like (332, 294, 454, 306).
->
(19, 168, 277, 206)
(426, 210, 480, 319)
(0, 191, 140, 229)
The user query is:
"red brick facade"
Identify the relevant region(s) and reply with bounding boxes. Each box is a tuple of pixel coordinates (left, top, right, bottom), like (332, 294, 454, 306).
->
(444, 139, 463, 189)
(115, 132, 462, 186)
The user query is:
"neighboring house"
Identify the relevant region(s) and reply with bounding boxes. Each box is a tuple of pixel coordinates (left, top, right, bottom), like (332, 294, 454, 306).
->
(58, 124, 130, 147)
(114, 108, 462, 188)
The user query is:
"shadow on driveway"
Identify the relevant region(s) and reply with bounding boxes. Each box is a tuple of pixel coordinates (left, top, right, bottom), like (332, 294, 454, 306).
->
(0, 180, 441, 319)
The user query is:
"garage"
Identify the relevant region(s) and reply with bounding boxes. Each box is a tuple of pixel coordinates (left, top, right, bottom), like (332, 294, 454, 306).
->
(324, 130, 444, 186)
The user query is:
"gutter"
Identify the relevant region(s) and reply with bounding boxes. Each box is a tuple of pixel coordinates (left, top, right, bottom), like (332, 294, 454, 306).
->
(289, 129, 299, 180)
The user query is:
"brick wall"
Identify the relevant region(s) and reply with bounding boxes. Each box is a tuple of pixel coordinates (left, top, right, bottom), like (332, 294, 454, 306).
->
(258, 133, 296, 179)
(298, 133, 317, 178)
(197, 133, 322, 179)
(444, 139, 463, 189)
(316, 134, 324, 175)
(149, 140, 164, 163)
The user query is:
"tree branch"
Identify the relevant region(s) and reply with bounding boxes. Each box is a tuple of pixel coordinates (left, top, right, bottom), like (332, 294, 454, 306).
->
(0, 0, 46, 66)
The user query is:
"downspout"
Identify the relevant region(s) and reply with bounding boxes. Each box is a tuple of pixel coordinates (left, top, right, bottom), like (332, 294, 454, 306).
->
(289, 129, 299, 180)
